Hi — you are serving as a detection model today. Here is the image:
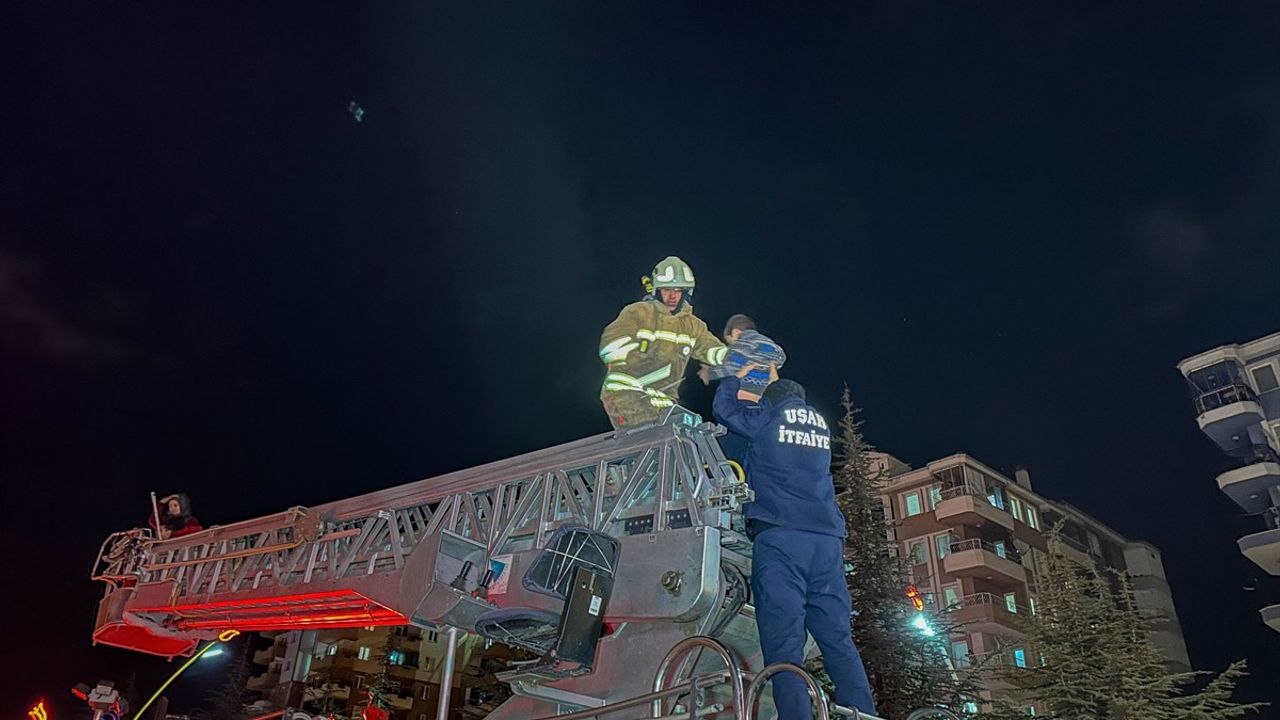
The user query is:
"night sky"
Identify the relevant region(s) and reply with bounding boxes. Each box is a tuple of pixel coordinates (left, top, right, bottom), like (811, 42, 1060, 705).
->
(4, 1, 1279, 715)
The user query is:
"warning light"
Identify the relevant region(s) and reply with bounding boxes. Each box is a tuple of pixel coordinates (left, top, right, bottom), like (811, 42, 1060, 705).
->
(28, 701, 49, 720)
(905, 584, 925, 612)
(217, 629, 241, 642)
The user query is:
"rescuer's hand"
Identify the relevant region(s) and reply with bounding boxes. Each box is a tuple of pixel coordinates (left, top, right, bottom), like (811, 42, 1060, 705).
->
(736, 363, 757, 379)
(697, 364, 712, 385)
(768, 363, 779, 383)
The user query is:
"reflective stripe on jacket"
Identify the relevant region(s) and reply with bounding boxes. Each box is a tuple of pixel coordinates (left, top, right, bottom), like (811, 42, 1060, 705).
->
(599, 298, 726, 404)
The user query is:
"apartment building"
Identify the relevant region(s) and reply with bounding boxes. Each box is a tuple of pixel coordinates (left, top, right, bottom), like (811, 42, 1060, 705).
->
(876, 451, 1191, 704)
(1178, 330, 1280, 633)
(248, 626, 514, 720)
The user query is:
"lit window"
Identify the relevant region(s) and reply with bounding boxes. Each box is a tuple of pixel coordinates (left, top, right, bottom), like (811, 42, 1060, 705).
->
(357, 646, 371, 661)
(965, 703, 979, 714)
(1026, 506, 1039, 530)
(485, 638, 494, 650)
(993, 541, 1008, 559)
(419, 714, 428, 720)
(951, 641, 970, 668)
(1026, 707, 1036, 717)
(943, 586, 960, 608)
(427, 630, 440, 643)
(1029, 596, 1037, 615)
(1252, 364, 1279, 393)
(354, 675, 365, 689)
(328, 644, 338, 656)
(388, 650, 406, 666)
(904, 492, 923, 517)
(1009, 496, 1023, 522)
(1013, 648, 1027, 668)
(935, 533, 952, 559)
(1004, 592, 1017, 613)
(927, 485, 943, 509)
(419, 686, 430, 701)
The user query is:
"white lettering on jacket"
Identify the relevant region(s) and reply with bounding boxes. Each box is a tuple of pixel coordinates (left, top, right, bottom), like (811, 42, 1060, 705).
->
(776, 407, 831, 449)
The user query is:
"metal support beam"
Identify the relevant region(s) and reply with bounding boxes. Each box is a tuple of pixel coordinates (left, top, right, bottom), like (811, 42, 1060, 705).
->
(435, 626, 459, 720)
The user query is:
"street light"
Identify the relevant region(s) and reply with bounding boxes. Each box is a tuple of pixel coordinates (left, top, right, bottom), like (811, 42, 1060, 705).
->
(911, 613, 936, 637)
(201, 646, 225, 660)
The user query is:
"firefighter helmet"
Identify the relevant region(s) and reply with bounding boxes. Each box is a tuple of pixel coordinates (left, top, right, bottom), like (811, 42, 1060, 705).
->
(650, 256, 696, 289)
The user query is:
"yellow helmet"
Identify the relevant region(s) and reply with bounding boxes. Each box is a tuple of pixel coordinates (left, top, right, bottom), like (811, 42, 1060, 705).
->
(651, 256, 695, 289)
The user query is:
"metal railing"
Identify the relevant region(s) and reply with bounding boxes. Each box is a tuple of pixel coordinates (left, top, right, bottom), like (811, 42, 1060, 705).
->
(1244, 443, 1280, 464)
(943, 592, 1028, 616)
(1195, 383, 1259, 415)
(520, 634, 952, 720)
(937, 483, 984, 501)
(947, 539, 1022, 564)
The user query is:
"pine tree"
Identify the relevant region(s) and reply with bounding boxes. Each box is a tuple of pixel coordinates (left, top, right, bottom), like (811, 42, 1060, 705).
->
(1174, 661, 1266, 720)
(832, 388, 981, 718)
(192, 641, 252, 720)
(993, 530, 1264, 719)
(367, 630, 402, 711)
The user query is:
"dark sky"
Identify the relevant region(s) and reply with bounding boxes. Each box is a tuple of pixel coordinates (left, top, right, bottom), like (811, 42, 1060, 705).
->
(3, 1, 1279, 714)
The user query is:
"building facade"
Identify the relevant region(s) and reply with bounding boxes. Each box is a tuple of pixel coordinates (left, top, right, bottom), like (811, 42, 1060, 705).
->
(875, 451, 1192, 705)
(1178, 330, 1280, 633)
(248, 626, 517, 720)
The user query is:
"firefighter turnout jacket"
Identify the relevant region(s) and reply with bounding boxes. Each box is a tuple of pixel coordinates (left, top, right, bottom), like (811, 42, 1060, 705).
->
(599, 297, 727, 425)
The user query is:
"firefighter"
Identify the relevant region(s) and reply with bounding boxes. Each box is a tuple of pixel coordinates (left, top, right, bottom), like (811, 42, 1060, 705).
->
(598, 256, 727, 429)
(148, 493, 204, 539)
(712, 370, 876, 719)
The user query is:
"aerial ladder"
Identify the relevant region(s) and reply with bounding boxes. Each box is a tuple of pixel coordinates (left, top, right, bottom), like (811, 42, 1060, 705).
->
(91, 408, 957, 720)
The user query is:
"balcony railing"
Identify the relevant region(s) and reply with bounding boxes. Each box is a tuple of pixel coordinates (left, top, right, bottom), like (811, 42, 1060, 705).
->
(1246, 444, 1280, 464)
(970, 649, 1033, 670)
(949, 538, 1023, 564)
(939, 483, 984, 501)
(1194, 383, 1259, 415)
(944, 592, 1029, 616)
(1054, 533, 1089, 554)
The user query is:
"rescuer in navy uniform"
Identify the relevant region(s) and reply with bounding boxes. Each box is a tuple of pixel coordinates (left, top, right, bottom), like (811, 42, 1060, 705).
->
(712, 369, 876, 719)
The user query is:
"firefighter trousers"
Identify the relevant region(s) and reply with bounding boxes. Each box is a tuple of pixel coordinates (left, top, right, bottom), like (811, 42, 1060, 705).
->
(751, 527, 876, 719)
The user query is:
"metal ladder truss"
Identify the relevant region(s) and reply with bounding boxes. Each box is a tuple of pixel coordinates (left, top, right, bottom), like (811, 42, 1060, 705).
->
(89, 410, 752, 656)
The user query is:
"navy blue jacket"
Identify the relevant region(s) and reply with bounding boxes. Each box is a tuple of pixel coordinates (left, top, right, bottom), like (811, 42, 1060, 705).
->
(712, 377, 847, 538)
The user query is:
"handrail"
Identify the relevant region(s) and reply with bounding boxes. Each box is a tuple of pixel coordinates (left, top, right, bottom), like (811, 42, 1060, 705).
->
(745, 663, 830, 720)
(652, 636, 747, 719)
(523, 671, 730, 720)
(521, 633, 957, 720)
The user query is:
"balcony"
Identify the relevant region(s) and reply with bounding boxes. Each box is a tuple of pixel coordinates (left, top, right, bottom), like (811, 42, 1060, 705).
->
(1239, 527, 1280, 576)
(1052, 533, 1092, 563)
(246, 671, 280, 691)
(935, 488, 1014, 531)
(968, 649, 1031, 690)
(943, 539, 1027, 588)
(253, 646, 282, 665)
(1216, 460, 1280, 514)
(303, 684, 351, 703)
(1263, 604, 1280, 633)
(1194, 384, 1265, 453)
(945, 593, 1026, 638)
